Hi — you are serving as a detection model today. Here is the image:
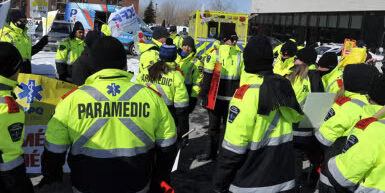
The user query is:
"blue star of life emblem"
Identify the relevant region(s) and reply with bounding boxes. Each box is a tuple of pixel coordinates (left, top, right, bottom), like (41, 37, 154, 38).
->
(107, 83, 120, 96)
(18, 80, 43, 104)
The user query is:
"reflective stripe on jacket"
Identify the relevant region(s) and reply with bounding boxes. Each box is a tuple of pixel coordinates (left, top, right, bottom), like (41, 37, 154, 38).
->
(0, 22, 32, 60)
(55, 37, 85, 65)
(0, 75, 25, 172)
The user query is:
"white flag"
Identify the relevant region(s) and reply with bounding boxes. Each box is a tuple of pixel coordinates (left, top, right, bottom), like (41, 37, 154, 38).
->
(42, 10, 58, 36)
(0, 0, 11, 29)
(108, 5, 140, 37)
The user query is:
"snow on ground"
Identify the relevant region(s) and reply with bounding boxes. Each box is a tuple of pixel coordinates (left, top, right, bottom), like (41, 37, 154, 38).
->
(31, 51, 140, 81)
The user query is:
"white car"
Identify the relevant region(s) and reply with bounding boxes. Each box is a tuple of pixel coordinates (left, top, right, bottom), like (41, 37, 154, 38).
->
(315, 44, 384, 63)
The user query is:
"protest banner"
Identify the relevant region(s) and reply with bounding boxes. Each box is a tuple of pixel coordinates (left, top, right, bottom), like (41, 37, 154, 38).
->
(30, 0, 48, 18)
(0, 0, 10, 30)
(14, 73, 76, 173)
(108, 5, 140, 37)
(42, 10, 58, 36)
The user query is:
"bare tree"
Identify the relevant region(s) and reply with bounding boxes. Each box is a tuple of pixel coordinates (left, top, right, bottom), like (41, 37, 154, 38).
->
(209, 0, 237, 12)
(159, 0, 177, 26)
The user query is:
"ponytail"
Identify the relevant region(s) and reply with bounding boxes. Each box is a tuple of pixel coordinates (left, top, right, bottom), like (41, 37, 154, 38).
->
(148, 61, 171, 82)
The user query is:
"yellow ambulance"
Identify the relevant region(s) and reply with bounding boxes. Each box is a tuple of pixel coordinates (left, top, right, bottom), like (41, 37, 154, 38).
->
(189, 10, 249, 58)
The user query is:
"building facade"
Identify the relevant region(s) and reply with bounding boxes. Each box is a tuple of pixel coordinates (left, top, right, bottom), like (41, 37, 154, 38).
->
(250, 0, 385, 50)
(8, 0, 139, 20)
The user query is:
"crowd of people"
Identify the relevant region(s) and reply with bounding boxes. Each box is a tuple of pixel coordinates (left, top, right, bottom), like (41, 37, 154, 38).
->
(1, 9, 385, 193)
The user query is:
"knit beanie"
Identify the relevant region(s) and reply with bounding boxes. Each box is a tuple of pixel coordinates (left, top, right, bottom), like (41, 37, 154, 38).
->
(152, 26, 169, 40)
(70, 21, 84, 38)
(169, 26, 177, 32)
(9, 10, 26, 24)
(85, 30, 104, 47)
(222, 29, 237, 42)
(369, 74, 385, 106)
(296, 47, 317, 65)
(318, 52, 338, 69)
(0, 42, 23, 78)
(343, 64, 379, 94)
(89, 36, 127, 72)
(281, 40, 298, 57)
(243, 36, 274, 73)
(159, 38, 177, 62)
(182, 36, 195, 48)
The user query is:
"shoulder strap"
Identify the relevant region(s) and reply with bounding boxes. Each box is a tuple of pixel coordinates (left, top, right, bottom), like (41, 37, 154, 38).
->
(234, 85, 250, 100)
(355, 117, 377, 130)
(335, 96, 351, 106)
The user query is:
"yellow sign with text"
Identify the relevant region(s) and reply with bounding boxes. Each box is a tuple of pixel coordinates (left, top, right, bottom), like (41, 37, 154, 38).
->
(14, 73, 76, 125)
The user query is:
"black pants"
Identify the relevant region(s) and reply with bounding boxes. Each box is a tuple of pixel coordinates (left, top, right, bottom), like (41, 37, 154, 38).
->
(0, 164, 34, 193)
(203, 99, 230, 158)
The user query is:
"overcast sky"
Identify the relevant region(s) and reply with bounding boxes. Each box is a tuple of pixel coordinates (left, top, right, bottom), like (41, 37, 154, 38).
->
(139, 0, 251, 13)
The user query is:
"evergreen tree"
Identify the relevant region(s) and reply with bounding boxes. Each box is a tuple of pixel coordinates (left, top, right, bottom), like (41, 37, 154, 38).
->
(143, 1, 156, 24)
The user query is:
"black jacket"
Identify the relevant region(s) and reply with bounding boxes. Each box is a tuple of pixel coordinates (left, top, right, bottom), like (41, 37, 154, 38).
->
(72, 47, 94, 86)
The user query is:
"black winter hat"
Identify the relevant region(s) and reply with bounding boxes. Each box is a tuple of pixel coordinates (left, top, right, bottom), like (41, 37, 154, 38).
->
(318, 52, 338, 69)
(243, 36, 274, 74)
(169, 26, 177, 32)
(281, 40, 297, 57)
(182, 36, 195, 48)
(70, 21, 84, 38)
(222, 29, 238, 42)
(9, 10, 26, 24)
(0, 42, 23, 78)
(369, 74, 385, 105)
(152, 26, 169, 40)
(85, 30, 103, 47)
(296, 48, 317, 65)
(89, 36, 127, 72)
(343, 64, 379, 94)
(73, 21, 84, 32)
(159, 38, 177, 62)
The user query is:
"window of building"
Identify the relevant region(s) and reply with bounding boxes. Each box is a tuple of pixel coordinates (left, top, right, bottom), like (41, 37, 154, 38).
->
(281, 15, 286, 25)
(286, 15, 293, 26)
(327, 15, 337, 28)
(293, 14, 300, 26)
(274, 15, 280, 25)
(339, 15, 349, 29)
(267, 15, 273, 24)
(300, 14, 307, 26)
(309, 14, 318, 27)
(319, 15, 327, 27)
(350, 15, 362, 29)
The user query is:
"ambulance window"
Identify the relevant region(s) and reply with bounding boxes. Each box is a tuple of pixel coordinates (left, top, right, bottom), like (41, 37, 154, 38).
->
(208, 22, 218, 39)
(219, 23, 236, 39)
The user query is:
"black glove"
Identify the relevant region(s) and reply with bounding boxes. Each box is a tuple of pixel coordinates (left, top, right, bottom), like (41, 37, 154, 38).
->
(32, 35, 49, 56)
(40, 35, 49, 46)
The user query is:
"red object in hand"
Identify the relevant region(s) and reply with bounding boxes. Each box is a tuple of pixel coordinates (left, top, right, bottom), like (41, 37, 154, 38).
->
(160, 181, 174, 193)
